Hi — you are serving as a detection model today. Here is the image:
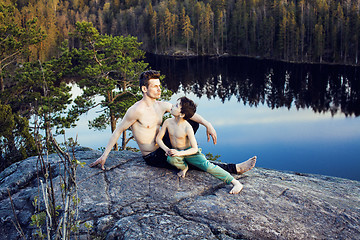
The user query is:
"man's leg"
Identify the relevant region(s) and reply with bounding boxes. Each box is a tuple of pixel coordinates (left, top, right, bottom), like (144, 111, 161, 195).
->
(142, 147, 177, 170)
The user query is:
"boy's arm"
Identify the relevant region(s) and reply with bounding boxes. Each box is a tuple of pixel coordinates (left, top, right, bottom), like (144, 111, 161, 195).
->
(156, 120, 171, 154)
(170, 125, 198, 157)
(89, 106, 138, 170)
(190, 113, 217, 145)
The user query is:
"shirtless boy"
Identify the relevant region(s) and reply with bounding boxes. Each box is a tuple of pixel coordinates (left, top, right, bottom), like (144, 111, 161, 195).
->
(90, 70, 256, 175)
(156, 97, 245, 194)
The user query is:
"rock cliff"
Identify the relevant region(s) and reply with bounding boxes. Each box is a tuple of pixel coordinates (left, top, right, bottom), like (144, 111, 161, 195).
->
(0, 147, 359, 239)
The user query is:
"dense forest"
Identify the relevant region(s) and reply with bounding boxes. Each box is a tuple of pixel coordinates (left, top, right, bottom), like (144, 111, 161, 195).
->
(4, 0, 360, 65)
(2, 0, 360, 171)
(1, 3, 151, 171)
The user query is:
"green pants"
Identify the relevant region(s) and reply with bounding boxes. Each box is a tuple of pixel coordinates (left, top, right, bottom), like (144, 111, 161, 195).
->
(167, 150, 234, 184)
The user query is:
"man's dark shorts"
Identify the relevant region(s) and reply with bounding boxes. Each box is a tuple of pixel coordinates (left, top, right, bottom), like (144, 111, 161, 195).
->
(142, 120, 237, 174)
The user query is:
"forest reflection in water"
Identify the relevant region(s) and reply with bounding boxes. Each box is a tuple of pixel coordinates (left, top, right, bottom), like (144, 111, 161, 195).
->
(145, 54, 360, 181)
(147, 54, 360, 117)
(63, 55, 360, 181)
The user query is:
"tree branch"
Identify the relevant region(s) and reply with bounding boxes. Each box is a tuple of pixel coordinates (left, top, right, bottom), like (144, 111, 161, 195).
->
(125, 135, 134, 145)
(7, 189, 26, 240)
(87, 38, 102, 66)
(1, 50, 21, 67)
(112, 90, 138, 102)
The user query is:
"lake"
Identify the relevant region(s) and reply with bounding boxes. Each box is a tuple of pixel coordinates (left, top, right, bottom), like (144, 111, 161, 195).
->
(66, 54, 360, 181)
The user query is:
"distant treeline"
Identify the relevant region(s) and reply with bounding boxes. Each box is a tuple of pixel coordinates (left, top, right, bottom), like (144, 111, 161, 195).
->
(9, 0, 360, 65)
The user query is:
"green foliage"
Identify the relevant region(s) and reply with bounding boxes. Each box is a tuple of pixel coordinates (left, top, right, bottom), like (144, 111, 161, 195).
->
(205, 152, 221, 162)
(31, 211, 47, 228)
(0, 37, 75, 171)
(0, 1, 46, 91)
(0, 103, 37, 171)
(125, 146, 140, 152)
(4, 0, 360, 65)
(2, 47, 73, 123)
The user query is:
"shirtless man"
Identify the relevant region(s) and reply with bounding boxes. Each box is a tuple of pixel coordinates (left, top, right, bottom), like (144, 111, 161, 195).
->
(90, 70, 256, 174)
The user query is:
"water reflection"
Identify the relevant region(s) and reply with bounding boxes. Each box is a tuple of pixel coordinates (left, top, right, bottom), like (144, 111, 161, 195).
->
(146, 54, 360, 117)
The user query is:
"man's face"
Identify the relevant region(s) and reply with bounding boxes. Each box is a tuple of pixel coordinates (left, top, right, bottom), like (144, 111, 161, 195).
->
(144, 79, 161, 99)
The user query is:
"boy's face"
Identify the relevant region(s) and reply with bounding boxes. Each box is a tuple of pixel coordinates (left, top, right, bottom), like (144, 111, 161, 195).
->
(171, 100, 183, 117)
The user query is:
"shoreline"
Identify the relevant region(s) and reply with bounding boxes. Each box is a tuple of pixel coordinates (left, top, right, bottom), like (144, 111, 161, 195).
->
(147, 50, 360, 67)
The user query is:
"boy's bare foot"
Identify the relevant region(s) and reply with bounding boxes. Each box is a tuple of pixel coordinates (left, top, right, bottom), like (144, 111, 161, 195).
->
(177, 166, 189, 178)
(236, 156, 257, 174)
(230, 179, 243, 194)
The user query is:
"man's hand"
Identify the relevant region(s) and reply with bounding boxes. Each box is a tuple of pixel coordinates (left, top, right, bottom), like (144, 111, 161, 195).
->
(206, 124, 217, 144)
(89, 156, 106, 170)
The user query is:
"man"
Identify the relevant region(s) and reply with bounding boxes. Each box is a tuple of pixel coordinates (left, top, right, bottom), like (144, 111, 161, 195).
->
(90, 70, 256, 174)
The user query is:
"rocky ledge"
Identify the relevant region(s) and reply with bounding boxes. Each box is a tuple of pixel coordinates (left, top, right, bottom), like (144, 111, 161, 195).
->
(0, 147, 359, 239)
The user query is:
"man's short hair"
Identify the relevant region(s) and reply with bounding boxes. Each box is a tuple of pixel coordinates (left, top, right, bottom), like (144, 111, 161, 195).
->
(179, 96, 197, 120)
(139, 70, 160, 90)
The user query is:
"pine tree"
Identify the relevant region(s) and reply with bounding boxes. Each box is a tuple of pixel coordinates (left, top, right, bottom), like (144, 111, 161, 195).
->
(150, 7, 158, 53)
(182, 13, 193, 52)
(70, 22, 148, 150)
(0, 1, 45, 91)
(314, 22, 325, 62)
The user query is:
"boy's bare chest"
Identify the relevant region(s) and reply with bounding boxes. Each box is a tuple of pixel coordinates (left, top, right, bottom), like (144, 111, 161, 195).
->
(168, 123, 187, 140)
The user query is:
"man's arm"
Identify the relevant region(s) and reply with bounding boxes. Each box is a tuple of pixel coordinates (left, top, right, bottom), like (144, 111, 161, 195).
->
(89, 106, 138, 170)
(190, 113, 217, 144)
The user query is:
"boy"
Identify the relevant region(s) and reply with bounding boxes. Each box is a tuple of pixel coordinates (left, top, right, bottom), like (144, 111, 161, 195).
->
(156, 96, 244, 194)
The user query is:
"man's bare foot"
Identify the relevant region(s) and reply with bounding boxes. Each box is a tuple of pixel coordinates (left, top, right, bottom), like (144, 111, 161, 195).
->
(177, 166, 189, 178)
(230, 179, 243, 194)
(236, 156, 257, 174)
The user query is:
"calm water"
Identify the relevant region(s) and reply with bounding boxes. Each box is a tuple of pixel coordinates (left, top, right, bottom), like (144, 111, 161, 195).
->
(66, 54, 360, 181)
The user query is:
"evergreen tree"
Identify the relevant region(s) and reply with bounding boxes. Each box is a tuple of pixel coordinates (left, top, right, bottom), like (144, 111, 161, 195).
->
(0, 103, 36, 172)
(314, 22, 325, 62)
(182, 11, 193, 52)
(0, 1, 45, 92)
(1, 42, 74, 170)
(70, 22, 148, 150)
(5, 0, 360, 69)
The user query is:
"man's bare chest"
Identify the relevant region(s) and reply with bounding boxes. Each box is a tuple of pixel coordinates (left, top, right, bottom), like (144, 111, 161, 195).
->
(136, 109, 163, 129)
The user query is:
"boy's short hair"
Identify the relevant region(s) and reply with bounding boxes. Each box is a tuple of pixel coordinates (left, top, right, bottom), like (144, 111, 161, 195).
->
(179, 96, 197, 120)
(139, 70, 160, 91)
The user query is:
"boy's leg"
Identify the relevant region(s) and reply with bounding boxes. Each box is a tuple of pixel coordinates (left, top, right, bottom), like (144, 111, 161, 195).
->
(167, 156, 188, 170)
(167, 156, 189, 178)
(185, 152, 234, 184)
(185, 152, 243, 194)
(186, 120, 238, 174)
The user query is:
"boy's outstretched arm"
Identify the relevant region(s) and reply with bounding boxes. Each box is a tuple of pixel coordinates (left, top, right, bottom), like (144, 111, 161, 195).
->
(156, 120, 171, 155)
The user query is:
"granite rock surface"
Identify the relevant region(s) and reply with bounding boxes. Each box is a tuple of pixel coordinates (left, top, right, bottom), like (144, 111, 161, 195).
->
(0, 147, 359, 239)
